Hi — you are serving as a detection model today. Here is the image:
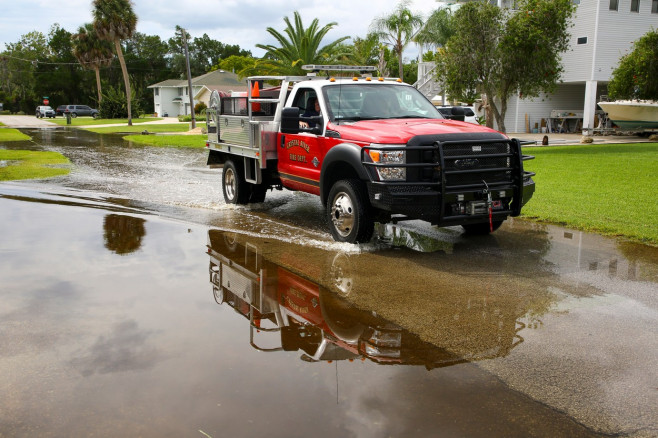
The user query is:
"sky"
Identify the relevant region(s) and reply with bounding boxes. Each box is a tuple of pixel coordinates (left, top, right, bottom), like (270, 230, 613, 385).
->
(0, 0, 442, 60)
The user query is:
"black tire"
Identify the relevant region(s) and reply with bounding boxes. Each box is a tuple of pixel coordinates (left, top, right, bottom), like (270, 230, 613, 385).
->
(462, 220, 504, 235)
(71, 112, 78, 118)
(222, 160, 250, 204)
(326, 179, 374, 243)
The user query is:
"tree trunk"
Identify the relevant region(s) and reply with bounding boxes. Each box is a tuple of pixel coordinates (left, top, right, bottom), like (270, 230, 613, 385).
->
(94, 66, 103, 105)
(398, 51, 404, 79)
(484, 88, 507, 133)
(114, 39, 132, 126)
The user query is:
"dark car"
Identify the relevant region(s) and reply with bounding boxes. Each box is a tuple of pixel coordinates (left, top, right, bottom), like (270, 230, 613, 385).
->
(56, 105, 67, 116)
(63, 105, 99, 118)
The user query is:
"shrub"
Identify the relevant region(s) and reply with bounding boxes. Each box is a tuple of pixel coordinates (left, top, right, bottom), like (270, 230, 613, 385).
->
(99, 85, 143, 119)
(194, 101, 207, 114)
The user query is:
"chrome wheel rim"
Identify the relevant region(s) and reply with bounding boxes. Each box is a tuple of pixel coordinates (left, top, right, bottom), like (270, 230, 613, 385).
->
(330, 192, 355, 238)
(224, 168, 236, 201)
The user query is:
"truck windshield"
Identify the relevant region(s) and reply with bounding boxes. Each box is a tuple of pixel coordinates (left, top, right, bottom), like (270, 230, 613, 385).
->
(323, 83, 443, 123)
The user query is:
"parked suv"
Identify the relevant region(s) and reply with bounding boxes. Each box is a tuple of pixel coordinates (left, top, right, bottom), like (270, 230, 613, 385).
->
(35, 106, 56, 118)
(56, 105, 67, 116)
(63, 104, 99, 118)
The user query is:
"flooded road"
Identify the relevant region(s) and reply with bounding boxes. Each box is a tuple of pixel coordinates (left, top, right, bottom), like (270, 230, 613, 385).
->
(1, 127, 656, 437)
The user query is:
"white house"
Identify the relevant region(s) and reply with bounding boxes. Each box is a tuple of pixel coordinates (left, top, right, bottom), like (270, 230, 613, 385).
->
(500, 0, 658, 134)
(148, 70, 247, 117)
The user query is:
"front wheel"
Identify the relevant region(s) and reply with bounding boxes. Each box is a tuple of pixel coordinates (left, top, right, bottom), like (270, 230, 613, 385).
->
(326, 179, 374, 243)
(462, 220, 504, 235)
(222, 160, 250, 204)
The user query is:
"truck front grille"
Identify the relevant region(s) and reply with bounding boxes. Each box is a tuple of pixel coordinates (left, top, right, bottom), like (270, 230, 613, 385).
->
(442, 142, 512, 187)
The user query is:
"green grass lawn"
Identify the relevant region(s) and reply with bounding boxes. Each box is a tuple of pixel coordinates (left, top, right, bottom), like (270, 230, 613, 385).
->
(0, 127, 31, 142)
(85, 123, 202, 134)
(48, 117, 164, 126)
(124, 134, 206, 148)
(521, 143, 658, 245)
(0, 149, 70, 181)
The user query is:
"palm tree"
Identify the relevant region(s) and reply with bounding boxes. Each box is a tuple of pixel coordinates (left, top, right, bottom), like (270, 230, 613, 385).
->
(72, 23, 114, 106)
(414, 8, 455, 53)
(253, 11, 350, 75)
(370, 0, 423, 79)
(92, 0, 137, 125)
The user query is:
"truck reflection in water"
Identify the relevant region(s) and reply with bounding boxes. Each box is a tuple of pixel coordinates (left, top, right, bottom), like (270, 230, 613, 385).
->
(206, 230, 524, 369)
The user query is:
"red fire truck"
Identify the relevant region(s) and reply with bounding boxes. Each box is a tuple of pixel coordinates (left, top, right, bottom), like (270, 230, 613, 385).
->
(206, 65, 535, 243)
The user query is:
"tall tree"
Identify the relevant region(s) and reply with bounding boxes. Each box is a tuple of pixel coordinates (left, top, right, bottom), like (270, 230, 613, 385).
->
(72, 24, 114, 105)
(607, 29, 658, 101)
(123, 32, 170, 113)
(253, 11, 350, 75)
(338, 32, 380, 68)
(414, 7, 454, 52)
(436, 0, 574, 132)
(93, 0, 137, 124)
(0, 31, 48, 112)
(370, 0, 423, 79)
(215, 55, 257, 77)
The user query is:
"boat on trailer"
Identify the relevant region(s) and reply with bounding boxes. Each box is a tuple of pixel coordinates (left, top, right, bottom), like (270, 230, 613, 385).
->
(597, 100, 658, 131)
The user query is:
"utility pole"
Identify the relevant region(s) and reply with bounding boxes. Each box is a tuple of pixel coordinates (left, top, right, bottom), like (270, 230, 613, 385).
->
(181, 28, 196, 129)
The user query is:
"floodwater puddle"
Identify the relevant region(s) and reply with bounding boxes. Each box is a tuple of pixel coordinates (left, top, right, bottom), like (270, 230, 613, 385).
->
(1, 127, 656, 437)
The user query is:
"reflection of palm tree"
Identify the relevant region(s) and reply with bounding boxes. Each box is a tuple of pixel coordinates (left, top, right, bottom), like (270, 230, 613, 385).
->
(72, 23, 114, 105)
(103, 214, 146, 254)
(92, 0, 137, 125)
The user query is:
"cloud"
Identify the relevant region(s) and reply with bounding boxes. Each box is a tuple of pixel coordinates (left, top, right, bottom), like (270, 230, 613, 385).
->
(1, 0, 440, 58)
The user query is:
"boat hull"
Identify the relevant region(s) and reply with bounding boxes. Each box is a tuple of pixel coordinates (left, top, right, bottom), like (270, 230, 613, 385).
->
(598, 101, 658, 130)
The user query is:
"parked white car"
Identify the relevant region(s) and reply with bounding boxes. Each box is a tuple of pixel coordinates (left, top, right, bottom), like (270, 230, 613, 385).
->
(461, 106, 479, 124)
(435, 106, 480, 124)
(36, 106, 56, 118)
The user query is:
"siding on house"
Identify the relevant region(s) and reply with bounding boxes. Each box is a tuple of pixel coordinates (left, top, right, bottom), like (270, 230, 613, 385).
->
(148, 70, 247, 117)
(499, 0, 657, 133)
(505, 85, 593, 133)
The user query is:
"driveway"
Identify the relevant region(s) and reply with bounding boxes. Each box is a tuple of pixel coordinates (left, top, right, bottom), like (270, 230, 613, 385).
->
(0, 115, 59, 128)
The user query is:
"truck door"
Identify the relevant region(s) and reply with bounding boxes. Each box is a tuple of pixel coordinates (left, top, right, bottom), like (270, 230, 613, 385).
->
(278, 88, 329, 196)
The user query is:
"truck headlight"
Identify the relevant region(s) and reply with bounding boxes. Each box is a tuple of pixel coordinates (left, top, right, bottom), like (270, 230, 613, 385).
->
(368, 145, 406, 181)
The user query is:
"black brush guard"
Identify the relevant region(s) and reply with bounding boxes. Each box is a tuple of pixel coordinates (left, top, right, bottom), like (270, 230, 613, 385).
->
(361, 138, 535, 225)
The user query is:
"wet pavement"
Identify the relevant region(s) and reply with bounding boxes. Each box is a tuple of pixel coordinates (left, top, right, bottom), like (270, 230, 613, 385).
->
(0, 125, 656, 437)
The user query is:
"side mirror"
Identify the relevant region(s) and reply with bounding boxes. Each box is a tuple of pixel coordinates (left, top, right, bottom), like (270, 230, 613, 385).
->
(451, 106, 465, 122)
(281, 107, 301, 134)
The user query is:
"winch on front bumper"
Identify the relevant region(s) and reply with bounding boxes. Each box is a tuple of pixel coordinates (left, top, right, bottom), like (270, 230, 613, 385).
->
(361, 135, 535, 226)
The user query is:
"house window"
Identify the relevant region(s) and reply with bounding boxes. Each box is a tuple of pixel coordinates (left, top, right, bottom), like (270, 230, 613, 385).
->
(155, 88, 159, 96)
(577, 36, 588, 44)
(631, 0, 640, 11)
(609, 0, 618, 10)
(653, 0, 658, 12)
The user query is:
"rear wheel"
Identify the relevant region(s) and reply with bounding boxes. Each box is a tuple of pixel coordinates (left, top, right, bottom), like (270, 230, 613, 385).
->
(222, 160, 250, 204)
(326, 179, 374, 243)
(71, 112, 78, 118)
(462, 220, 504, 235)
